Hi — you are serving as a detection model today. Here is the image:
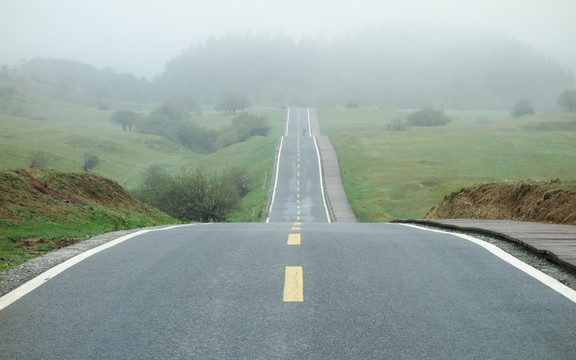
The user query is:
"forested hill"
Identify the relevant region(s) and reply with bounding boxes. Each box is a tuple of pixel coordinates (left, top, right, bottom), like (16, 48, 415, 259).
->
(158, 29, 573, 109)
(5, 58, 156, 104)
(3, 29, 573, 110)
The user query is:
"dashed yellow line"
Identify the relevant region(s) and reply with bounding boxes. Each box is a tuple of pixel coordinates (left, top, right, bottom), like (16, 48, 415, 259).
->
(283, 266, 303, 302)
(287, 233, 301, 245)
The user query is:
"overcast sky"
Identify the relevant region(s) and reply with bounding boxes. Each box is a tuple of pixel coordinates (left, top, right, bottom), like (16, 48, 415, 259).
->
(1, 0, 575, 79)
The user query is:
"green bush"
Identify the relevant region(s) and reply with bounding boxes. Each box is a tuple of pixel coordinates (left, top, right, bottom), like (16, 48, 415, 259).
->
(387, 116, 408, 131)
(133, 166, 242, 222)
(407, 108, 451, 126)
(511, 98, 534, 118)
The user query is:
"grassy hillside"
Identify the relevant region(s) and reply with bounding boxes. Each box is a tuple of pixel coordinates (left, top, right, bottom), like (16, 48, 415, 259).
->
(0, 87, 285, 221)
(0, 169, 176, 272)
(318, 108, 576, 222)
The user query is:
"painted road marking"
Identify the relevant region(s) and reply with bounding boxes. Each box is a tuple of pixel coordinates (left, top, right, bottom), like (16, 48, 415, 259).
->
(283, 266, 303, 302)
(291, 227, 301, 231)
(293, 222, 301, 226)
(0, 224, 196, 312)
(287, 233, 301, 245)
(401, 224, 576, 304)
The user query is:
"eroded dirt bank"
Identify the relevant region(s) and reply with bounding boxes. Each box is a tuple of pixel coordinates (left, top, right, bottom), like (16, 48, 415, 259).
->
(426, 179, 576, 225)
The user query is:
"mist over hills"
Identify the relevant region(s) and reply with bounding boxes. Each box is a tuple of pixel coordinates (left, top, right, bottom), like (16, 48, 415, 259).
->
(3, 29, 574, 110)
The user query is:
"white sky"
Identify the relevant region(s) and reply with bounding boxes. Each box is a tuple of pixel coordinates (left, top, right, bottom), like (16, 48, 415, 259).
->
(1, 0, 575, 79)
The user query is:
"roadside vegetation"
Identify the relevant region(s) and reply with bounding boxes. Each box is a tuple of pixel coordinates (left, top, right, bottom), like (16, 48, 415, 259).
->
(0, 169, 176, 272)
(319, 107, 576, 222)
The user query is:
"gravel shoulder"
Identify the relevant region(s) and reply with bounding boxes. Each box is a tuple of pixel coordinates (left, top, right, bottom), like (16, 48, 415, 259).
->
(0, 229, 141, 297)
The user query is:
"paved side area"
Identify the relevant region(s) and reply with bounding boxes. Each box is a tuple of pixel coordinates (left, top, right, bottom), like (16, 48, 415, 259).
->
(0, 229, 138, 297)
(405, 219, 576, 272)
(309, 109, 357, 222)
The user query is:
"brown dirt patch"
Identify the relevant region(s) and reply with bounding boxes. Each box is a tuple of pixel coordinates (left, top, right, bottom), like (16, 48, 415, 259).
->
(426, 179, 576, 225)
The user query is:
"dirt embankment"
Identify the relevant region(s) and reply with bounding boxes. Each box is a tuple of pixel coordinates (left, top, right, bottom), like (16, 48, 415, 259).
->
(0, 168, 174, 229)
(426, 179, 576, 225)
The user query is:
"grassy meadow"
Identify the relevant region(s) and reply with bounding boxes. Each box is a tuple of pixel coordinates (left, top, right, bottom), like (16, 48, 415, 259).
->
(318, 108, 576, 222)
(0, 96, 285, 221)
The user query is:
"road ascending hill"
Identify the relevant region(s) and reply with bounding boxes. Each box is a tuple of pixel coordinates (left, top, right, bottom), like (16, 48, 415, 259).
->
(0, 108, 575, 359)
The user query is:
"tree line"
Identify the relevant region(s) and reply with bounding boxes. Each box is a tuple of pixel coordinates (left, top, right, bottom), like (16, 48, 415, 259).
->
(111, 96, 270, 154)
(6, 28, 574, 111)
(157, 29, 574, 110)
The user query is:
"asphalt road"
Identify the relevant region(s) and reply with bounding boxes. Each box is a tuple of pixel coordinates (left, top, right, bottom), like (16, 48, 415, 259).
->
(266, 108, 330, 223)
(1, 223, 575, 359)
(1, 108, 575, 359)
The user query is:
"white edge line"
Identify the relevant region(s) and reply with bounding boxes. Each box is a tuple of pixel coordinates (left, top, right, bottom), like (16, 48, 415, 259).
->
(0, 224, 195, 312)
(307, 108, 312, 136)
(313, 136, 332, 223)
(266, 136, 284, 223)
(285, 108, 290, 137)
(399, 223, 576, 304)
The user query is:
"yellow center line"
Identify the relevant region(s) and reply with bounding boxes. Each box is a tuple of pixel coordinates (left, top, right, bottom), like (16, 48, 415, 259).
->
(283, 266, 303, 302)
(287, 233, 301, 244)
(293, 222, 301, 226)
(291, 227, 301, 231)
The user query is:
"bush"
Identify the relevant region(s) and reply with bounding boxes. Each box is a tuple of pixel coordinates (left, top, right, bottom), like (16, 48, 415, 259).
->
(225, 167, 251, 197)
(30, 150, 52, 168)
(133, 166, 242, 222)
(558, 89, 576, 112)
(111, 110, 140, 131)
(511, 98, 534, 118)
(407, 108, 451, 126)
(345, 101, 360, 108)
(387, 116, 408, 131)
(82, 152, 100, 172)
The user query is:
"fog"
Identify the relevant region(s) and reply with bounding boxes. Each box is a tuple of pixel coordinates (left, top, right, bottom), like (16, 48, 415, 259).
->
(1, 0, 575, 78)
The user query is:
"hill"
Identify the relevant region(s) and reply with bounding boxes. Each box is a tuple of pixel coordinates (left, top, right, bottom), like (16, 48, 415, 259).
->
(0, 169, 176, 272)
(426, 179, 576, 225)
(159, 29, 573, 109)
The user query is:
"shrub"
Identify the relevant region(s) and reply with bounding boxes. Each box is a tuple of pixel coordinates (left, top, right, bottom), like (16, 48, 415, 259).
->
(133, 166, 242, 222)
(558, 89, 576, 112)
(29, 150, 52, 168)
(407, 108, 451, 126)
(387, 116, 408, 131)
(511, 98, 534, 118)
(345, 101, 360, 108)
(82, 152, 100, 172)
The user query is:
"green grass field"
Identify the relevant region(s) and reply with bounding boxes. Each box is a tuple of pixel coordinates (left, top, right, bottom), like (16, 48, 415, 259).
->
(3, 99, 575, 224)
(318, 108, 576, 222)
(0, 96, 285, 221)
